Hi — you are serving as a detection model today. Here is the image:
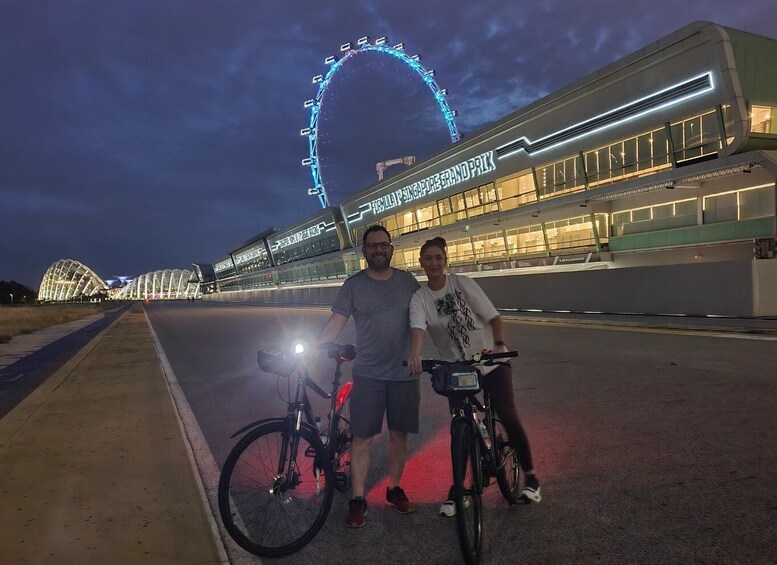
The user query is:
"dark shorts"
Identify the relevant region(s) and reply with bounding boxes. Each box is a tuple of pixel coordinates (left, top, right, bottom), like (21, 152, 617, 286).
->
(349, 376, 420, 438)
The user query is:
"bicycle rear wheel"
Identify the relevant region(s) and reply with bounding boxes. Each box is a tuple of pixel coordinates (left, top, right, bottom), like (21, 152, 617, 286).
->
(493, 417, 521, 501)
(331, 389, 352, 492)
(218, 420, 334, 557)
(451, 418, 483, 565)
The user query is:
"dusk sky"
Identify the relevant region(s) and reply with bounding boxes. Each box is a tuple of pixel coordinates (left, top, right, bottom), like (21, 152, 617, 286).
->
(2, 1, 776, 289)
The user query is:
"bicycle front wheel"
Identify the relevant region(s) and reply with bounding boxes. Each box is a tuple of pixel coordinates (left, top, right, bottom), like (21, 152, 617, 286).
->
(493, 417, 521, 502)
(451, 418, 483, 565)
(218, 420, 334, 557)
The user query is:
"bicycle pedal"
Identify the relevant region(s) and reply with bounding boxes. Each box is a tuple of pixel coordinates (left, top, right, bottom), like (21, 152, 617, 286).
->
(334, 471, 351, 490)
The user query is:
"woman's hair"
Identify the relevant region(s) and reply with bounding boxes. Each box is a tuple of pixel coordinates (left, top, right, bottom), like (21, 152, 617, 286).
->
(420, 236, 447, 257)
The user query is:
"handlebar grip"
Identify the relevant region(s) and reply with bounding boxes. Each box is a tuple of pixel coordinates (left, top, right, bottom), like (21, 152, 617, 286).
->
(320, 342, 357, 361)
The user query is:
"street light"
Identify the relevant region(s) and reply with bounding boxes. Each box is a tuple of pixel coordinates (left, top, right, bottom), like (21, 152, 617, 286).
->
(9, 293, 13, 305)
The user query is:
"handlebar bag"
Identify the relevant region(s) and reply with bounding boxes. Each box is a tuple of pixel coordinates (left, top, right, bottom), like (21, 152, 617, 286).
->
(431, 363, 481, 395)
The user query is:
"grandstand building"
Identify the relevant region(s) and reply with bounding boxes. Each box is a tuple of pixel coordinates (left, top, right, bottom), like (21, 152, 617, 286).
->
(207, 22, 777, 316)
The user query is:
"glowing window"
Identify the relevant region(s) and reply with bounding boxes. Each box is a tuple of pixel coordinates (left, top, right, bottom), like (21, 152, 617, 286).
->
(751, 105, 776, 134)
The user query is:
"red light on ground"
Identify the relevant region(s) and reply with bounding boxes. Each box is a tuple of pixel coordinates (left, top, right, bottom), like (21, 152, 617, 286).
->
(367, 428, 452, 504)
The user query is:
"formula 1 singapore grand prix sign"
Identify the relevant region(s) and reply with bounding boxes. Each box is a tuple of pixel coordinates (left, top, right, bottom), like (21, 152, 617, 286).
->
(369, 150, 496, 216)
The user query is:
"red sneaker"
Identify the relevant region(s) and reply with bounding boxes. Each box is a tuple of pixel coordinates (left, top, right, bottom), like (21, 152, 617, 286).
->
(386, 486, 415, 514)
(346, 498, 367, 528)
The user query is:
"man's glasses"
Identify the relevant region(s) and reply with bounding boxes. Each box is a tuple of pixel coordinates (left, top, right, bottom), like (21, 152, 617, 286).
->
(363, 242, 393, 251)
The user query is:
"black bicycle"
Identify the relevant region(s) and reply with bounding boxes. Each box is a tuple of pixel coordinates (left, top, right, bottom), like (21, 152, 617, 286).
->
(415, 350, 521, 565)
(217, 342, 356, 557)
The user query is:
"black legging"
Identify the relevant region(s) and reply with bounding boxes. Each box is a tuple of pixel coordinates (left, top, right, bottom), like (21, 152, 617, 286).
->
(481, 363, 534, 473)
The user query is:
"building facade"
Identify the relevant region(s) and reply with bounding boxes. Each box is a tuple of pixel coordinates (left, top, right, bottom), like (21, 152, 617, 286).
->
(207, 22, 777, 316)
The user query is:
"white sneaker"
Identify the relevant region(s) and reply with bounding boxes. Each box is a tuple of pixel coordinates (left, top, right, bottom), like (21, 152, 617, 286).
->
(439, 497, 470, 517)
(439, 500, 456, 517)
(517, 475, 542, 504)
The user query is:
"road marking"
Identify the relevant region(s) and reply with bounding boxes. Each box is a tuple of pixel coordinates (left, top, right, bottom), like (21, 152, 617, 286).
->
(504, 318, 777, 341)
(143, 310, 236, 565)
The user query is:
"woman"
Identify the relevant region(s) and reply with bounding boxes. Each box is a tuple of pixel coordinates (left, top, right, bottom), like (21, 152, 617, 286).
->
(407, 237, 541, 515)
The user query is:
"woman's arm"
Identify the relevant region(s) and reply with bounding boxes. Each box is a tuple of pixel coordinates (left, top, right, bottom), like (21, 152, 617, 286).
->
(489, 315, 508, 352)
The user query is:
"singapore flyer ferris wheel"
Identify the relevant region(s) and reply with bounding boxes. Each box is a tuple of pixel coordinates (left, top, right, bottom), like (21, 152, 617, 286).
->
(301, 35, 460, 208)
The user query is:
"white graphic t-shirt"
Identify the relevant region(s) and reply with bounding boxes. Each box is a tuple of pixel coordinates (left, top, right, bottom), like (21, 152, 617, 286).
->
(409, 273, 500, 374)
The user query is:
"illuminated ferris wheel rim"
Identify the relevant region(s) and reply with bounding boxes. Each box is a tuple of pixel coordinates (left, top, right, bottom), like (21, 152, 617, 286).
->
(300, 35, 461, 209)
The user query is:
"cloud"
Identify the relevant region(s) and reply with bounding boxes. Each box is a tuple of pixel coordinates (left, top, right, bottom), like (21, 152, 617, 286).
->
(1, 0, 776, 287)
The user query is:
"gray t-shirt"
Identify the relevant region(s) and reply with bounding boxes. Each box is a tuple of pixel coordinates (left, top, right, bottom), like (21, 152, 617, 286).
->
(331, 268, 419, 381)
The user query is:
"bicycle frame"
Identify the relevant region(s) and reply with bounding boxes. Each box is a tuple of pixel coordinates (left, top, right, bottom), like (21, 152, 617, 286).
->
(452, 389, 517, 483)
(229, 355, 349, 445)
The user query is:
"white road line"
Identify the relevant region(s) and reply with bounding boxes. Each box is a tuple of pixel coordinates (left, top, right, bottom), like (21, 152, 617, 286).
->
(143, 309, 256, 565)
(504, 317, 777, 341)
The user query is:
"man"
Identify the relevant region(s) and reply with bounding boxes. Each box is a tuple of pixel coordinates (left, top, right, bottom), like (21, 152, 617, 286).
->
(318, 225, 420, 528)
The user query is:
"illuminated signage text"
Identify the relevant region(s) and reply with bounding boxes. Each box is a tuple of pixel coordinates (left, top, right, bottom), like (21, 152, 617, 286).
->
(369, 151, 495, 215)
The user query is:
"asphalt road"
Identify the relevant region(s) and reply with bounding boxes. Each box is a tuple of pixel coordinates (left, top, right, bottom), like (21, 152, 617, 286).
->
(144, 301, 777, 565)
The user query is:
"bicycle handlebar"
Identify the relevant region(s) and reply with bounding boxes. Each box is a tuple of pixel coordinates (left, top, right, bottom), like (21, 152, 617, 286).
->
(319, 342, 357, 361)
(403, 350, 518, 373)
(257, 342, 357, 377)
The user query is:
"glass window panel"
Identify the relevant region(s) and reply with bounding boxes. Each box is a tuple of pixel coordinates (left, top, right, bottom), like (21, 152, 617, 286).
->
(450, 193, 467, 221)
(637, 134, 652, 170)
(537, 165, 552, 197)
(684, 117, 702, 150)
(447, 238, 474, 264)
(416, 204, 438, 230)
(397, 210, 416, 235)
(652, 127, 669, 165)
(472, 232, 506, 260)
(700, 111, 721, 152)
(546, 217, 595, 250)
(632, 207, 651, 222)
(437, 197, 457, 226)
(739, 186, 775, 219)
(675, 199, 697, 217)
(585, 152, 599, 182)
(623, 138, 637, 174)
(384, 215, 399, 238)
(704, 193, 738, 223)
(496, 171, 536, 211)
(751, 105, 776, 134)
(597, 149, 609, 182)
(506, 225, 545, 255)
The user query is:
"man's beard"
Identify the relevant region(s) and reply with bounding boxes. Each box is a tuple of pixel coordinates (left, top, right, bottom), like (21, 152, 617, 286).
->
(366, 254, 391, 271)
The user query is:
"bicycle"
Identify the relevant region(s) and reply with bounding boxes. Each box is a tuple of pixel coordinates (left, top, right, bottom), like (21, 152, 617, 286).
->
(412, 350, 521, 565)
(217, 342, 356, 557)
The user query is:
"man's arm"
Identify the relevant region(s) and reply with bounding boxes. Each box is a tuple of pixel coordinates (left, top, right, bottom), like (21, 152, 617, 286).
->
(318, 311, 349, 344)
(408, 327, 426, 374)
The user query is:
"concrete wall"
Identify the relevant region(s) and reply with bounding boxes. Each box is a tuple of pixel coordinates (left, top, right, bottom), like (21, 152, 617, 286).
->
(474, 261, 756, 316)
(205, 259, 777, 317)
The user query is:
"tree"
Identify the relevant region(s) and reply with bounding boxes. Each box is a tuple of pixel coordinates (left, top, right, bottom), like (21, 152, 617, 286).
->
(0, 281, 37, 305)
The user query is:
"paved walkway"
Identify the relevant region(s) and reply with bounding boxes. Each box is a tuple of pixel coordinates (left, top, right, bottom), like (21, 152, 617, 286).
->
(0, 311, 110, 371)
(0, 304, 226, 564)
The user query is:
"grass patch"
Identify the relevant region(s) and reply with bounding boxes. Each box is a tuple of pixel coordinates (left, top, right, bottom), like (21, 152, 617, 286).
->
(0, 302, 123, 344)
